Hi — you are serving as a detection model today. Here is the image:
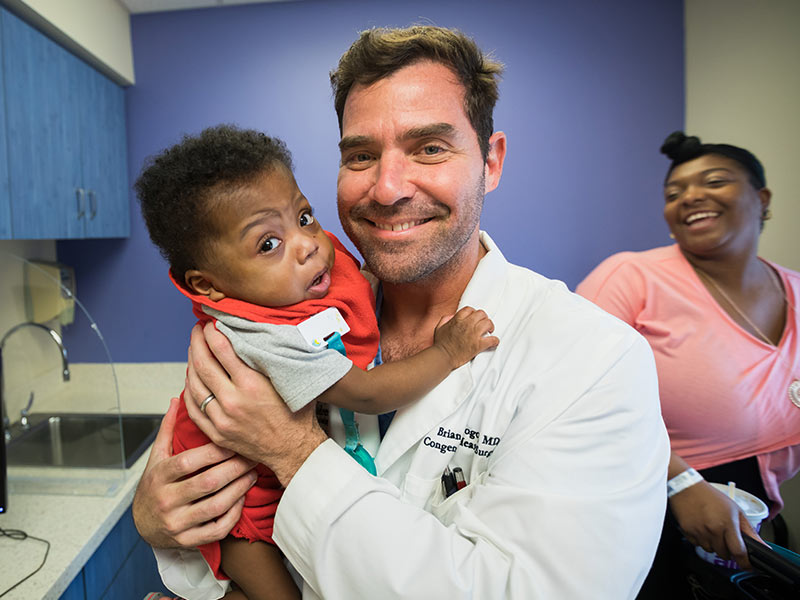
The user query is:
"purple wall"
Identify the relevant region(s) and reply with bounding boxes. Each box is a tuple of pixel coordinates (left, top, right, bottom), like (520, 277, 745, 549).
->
(57, 0, 683, 362)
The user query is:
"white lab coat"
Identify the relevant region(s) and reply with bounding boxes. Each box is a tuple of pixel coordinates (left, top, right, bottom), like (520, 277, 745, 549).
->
(156, 232, 669, 599)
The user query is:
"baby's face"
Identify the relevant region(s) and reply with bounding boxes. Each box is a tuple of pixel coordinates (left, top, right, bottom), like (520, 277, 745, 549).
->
(202, 167, 335, 307)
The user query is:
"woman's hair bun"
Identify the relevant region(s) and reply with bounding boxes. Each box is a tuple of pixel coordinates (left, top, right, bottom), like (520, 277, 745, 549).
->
(659, 131, 766, 190)
(660, 131, 701, 161)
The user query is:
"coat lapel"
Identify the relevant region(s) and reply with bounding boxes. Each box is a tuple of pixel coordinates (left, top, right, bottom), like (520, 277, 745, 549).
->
(375, 232, 508, 474)
(375, 363, 474, 473)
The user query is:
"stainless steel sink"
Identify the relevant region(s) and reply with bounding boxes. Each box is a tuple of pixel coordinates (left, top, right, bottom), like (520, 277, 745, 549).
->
(5, 413, 162, 469)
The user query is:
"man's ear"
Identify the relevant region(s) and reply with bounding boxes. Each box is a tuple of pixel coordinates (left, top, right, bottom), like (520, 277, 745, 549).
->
(185, 269, 227, 301)
(758, 187, 772, 214)
(484, 131, 507, 194)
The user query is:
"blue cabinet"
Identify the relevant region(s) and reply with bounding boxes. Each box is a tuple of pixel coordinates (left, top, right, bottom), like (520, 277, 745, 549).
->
(0, 7, 129, 240)
(79, 63, 129, 239)
(60, 573, 86, 600)
(0, 11, 11, 239)
(60, 506, 168, 600)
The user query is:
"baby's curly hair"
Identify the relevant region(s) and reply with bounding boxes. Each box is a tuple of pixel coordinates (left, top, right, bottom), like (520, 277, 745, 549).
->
(135, 125, 293, 281)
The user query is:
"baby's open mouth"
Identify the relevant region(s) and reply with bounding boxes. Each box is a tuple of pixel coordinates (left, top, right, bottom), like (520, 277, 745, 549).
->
(308, 268, 330, 292)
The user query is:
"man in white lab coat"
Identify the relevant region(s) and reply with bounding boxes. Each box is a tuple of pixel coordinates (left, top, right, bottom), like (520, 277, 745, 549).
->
(134, 26, 669, 599)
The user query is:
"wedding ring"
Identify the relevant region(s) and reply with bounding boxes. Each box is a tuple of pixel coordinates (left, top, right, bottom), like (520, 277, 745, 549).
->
(200, 393, 216, 414)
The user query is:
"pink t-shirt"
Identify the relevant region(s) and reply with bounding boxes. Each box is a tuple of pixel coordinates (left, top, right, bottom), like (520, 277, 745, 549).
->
(577, 244, 800, 511)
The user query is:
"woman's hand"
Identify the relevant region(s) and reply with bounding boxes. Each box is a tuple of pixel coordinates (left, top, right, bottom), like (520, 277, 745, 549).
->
(669, 480, 759, 568)
(184, 322, 329, 487)
(132, 397, 258, 549)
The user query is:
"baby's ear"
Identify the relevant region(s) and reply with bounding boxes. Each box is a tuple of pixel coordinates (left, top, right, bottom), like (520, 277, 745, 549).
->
(185, 270, 227, 301)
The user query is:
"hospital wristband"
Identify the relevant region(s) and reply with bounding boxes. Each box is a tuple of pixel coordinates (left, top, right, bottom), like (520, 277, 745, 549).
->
(667, 468, 703, 498)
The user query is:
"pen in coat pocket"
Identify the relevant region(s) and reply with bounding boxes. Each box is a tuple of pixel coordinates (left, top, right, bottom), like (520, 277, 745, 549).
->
(441, 466, 458, 498)
(453, 467, 466, 490)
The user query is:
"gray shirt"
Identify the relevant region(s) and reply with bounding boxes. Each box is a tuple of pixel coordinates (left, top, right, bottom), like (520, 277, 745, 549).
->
(204, 306, 353, 412)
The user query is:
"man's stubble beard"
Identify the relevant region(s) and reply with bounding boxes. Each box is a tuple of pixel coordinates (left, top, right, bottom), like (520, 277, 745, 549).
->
(342, 174, 485, 285)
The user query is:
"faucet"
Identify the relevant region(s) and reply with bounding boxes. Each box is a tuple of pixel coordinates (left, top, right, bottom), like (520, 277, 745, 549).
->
(1, 323, 70, 441)
(19, 392, 34, 431)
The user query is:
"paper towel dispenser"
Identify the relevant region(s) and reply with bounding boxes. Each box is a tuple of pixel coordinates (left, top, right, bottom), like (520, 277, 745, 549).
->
(23, 261, 76, 326)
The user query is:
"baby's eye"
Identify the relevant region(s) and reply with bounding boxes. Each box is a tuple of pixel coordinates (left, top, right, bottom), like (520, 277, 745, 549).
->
(299, 212, 315, 227)
(260, 236, 282, 253)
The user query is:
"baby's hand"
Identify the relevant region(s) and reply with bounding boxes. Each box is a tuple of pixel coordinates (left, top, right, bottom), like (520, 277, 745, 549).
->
(433, 306, 499, 369)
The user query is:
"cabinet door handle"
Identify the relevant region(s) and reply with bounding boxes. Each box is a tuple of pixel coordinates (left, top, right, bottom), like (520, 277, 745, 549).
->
(75, 188, 86, 218)
(88, 190, 97, 220)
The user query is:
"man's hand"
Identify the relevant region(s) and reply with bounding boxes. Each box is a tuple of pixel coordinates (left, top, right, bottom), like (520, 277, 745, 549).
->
(184, 322, 328, 487)
(670, 480, 760, 568)
(132, 397, 258, 549)
(433, 306, 498, 369)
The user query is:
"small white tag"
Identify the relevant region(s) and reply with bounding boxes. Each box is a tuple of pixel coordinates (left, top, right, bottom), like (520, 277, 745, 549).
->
(297, 307, 350, 348)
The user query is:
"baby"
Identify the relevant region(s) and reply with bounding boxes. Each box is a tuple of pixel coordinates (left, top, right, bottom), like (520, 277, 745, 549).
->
(136, 125, 498, 600)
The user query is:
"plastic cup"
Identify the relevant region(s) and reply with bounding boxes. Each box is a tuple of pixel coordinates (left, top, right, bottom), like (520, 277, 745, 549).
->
(694, 483, 769, 569)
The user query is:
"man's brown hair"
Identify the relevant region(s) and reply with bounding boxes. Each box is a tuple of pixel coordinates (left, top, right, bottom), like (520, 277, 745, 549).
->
(330, 25, 503, 159)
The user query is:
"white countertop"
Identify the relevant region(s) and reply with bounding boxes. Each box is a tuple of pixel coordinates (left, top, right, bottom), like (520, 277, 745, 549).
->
(0, 453, 149, 599)
(0, 362, 185, 600)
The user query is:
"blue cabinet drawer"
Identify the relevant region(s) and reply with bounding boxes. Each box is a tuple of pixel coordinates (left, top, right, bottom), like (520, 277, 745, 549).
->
(58, 505, 167, 600)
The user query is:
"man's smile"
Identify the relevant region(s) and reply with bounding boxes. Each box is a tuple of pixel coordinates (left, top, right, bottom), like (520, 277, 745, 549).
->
(371, 218, 433, 232)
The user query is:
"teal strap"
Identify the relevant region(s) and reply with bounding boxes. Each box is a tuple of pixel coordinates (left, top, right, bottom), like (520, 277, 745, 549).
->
(326, 331, 347, 357)
(339, 408, 377, 475)
(327, 333, 377, 475)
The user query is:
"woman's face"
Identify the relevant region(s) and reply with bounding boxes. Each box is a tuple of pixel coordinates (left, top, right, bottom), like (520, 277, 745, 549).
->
(662, 154, 770, 258)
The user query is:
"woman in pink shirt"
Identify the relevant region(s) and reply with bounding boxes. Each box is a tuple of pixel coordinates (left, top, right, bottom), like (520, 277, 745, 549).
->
(577, 131, 800, 598)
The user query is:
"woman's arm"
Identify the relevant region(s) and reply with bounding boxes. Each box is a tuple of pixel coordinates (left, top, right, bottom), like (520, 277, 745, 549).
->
(666, 451, 758, 568)
(319, 306, 498, 414)
(575, 255, 646, 325)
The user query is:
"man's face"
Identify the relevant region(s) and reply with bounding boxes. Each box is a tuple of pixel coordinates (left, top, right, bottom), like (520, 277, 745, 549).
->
(336, 60, 499, 284)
